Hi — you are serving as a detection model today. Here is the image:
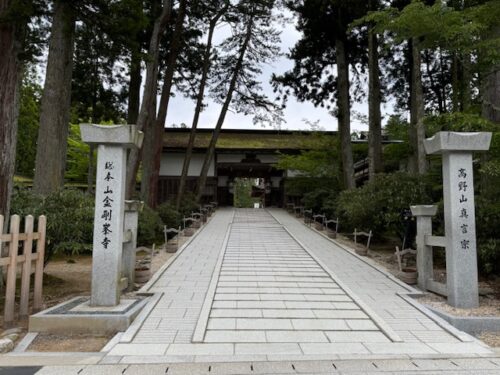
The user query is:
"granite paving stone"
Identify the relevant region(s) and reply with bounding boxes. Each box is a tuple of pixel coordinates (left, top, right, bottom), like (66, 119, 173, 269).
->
(97, 208, 494, 364)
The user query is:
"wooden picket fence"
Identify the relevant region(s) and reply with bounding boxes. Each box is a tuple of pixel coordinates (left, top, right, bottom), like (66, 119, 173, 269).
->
(0, 215, 46, 328)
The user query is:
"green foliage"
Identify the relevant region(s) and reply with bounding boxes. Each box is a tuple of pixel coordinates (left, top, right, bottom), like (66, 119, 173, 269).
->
(478, 240, 500, 276)
(138, 205, 164, 247)
(284, 177, 337, 198)
(11, 189, 94, 262)
(177, 192, 200, 217)
(358, 0, 495, 52)
(425, 112, 497, 134)
(302, 188, 335, 215)
(16, 72, 41, 178)
(65, 124, 93, 183)
(233, 178, 257, 208)
(336, 173, 433, 237)
(277, 133, 339, 177)
(157, 202, 182, 229)
(476, 197, 500, 275)
(383, 116, 411, 172)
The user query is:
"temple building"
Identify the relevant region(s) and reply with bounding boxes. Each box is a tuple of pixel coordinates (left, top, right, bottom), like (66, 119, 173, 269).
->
(157, 128, 333, 207)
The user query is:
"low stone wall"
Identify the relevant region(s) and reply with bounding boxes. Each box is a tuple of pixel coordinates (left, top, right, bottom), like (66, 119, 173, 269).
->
(426, 305, 500, 335)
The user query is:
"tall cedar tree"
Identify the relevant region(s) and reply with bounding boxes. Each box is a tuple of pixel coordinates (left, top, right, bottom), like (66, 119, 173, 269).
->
(176, 0, 230, 209)
(367, 0, 383, 179)
(33, 1, 75, 195)
(126, 0, 173, 198)
(195, 0, 282, 201)
(274, 0, 369, 189)
(141, 0, 187, 207)
(0, 0, 38, 219)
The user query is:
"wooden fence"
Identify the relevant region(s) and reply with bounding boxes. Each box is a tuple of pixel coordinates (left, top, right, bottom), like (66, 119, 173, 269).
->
(0, 215, 46, 328)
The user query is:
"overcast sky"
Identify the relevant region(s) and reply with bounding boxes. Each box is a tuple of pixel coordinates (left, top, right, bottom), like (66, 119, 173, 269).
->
(166, 16, 397, 133)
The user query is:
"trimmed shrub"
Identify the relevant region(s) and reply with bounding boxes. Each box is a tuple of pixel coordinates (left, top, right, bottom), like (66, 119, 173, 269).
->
(157, 202, 182, 229)
(11, 189, 94, 262)
(177, 192, 199, 217)
(138, 205, 164, 246)
(476, 197, 500, 275)
(335, 173, 433, 238)
(303, 188, 335, 214)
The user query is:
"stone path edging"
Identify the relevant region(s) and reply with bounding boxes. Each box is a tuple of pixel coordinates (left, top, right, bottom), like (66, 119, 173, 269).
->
(273, 211, 422, 295)
(281, 225, 403, 343)
(138, 214, 214, 293)
(192, 224, 232, 343)
(118, 293, 163, 344)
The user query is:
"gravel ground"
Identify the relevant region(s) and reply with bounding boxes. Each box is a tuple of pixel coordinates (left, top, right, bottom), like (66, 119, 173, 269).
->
(417, 294, 500, 317)
(22, 232, 191, 353)
(27, 334, 112, 352)
(480, 332, 500, 348)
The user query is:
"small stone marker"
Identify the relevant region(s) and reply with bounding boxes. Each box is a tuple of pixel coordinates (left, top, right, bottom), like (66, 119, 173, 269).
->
(80, 124, 143, 307)
(424, 132, 491, 308)
(122, 200, 144, 292)
(410, 205, 437, 291)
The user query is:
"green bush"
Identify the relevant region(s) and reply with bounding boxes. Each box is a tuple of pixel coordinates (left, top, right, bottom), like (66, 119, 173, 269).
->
(335, 173, 433, 237)
(11, 189, 94, 262)
(303, 188, 335, 214)
(476, 197, 500, 275)
(177, 192, 199, 217)
(157, 202, 182, 229)
(138, 205, 164, 246)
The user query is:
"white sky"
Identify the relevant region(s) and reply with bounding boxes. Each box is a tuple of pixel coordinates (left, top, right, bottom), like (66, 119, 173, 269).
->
(165, 16, 398, 132)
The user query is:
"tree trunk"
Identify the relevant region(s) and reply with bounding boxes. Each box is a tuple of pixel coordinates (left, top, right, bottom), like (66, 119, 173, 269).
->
(196, 15, 254, 202)
(33, 0, 76, 195)
(86, 145, 94, 194)
(425, 49, 444, 113)
(0, 0, 23, 221)
(126, 0, 172, 199)
(335, 37, 355, 190)
(140, 95, 157, 201)
(368, 27, 383, 180)
(127, 50, 142, 124)
(482, 28, 500, 124)
(409, 38, 427, 175)
(143, 0, 186, 208)
(176, 5, 228, 210)
(451, 52, 460, 112)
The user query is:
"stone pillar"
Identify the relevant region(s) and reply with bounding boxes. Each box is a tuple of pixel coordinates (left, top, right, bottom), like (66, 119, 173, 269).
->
(410, 205, 437, 291)
(424, 132, 491, 308)
(122, 200, 144, 292)
(80, 124, 143, 307)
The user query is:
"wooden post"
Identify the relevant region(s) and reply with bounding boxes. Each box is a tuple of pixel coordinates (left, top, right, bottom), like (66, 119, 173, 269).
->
(33, 215, 46, 313)
(20, 215, 34, 318)
(4, 215, 20, 328)
(0, 215, 3, 250)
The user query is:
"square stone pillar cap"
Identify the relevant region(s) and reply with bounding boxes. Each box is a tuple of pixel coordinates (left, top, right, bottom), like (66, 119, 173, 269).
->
(411, 205, 437, 217)
(125, 200, 144, 212)
(80, 124, 144, 148)
(424, 131, 491, 155)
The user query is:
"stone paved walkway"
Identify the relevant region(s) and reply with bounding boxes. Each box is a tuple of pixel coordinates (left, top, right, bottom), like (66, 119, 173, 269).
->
(5, 208, 499, 374)
(100, 208, 493, 364)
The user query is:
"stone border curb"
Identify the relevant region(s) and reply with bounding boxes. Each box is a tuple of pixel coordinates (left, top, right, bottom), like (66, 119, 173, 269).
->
(139, 212, 215, 293)
(281, 210, 423, 295)
(425, 304, 500, 336)
(281, 225, 403, 343)
(119, 293, 163, 344)
(192, 222, 233, 342)
(12, 332, 38, 353)
(398, 293, 477, 343)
